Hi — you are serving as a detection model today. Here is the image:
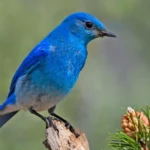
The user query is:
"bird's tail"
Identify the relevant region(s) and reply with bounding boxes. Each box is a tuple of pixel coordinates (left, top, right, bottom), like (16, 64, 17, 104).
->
(0, 94, 19, 127)
(0, 111, 19, 127)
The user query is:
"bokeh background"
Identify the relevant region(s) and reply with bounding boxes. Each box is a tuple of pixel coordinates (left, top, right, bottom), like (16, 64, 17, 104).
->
(0, 0, 149, 149)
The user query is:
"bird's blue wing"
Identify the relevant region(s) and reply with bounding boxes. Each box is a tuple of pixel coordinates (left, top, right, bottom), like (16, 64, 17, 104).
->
(7, 45, 48, 97)
(0, 45, 48, 127)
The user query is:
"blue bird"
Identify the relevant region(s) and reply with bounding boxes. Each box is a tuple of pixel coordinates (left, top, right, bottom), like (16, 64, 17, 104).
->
(0, 12, 116, 136)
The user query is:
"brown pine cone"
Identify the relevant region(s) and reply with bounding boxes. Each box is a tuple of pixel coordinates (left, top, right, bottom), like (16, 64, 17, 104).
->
(121, 107, 149, 139)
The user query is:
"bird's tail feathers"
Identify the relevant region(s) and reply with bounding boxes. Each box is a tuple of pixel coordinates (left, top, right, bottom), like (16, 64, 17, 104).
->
(0, 94, 18, 115)
(0, 111, 19, 127)
(0, 94, 19, 127)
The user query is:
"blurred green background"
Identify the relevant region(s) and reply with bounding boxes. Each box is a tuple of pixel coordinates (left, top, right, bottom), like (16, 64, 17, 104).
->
(0, 0, 149, 149)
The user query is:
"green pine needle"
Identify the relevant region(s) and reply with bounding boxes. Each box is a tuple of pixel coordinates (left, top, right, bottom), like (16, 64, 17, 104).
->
(109, 106, 150, 150)
(109, 130, 141, 150)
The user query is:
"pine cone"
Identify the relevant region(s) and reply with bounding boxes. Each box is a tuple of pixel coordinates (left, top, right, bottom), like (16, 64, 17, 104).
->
(121, 107, 149, 139)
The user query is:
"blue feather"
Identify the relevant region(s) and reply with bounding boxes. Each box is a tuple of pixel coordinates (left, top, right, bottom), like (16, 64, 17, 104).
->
(7, 44, 48, 97)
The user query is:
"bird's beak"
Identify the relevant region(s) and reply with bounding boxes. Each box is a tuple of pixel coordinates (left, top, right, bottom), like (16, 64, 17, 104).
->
(98, 30, 116, 38)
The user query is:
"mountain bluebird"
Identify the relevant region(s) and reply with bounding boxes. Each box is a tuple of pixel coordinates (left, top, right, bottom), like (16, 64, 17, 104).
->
(0, 12, 116, 136)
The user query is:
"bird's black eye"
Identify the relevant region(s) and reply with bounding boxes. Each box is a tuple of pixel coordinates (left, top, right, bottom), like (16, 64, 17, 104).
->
(85, 21, 93, 29)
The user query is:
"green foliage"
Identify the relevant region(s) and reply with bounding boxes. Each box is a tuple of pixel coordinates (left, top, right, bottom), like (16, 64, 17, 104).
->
(109, 131, 141, 150)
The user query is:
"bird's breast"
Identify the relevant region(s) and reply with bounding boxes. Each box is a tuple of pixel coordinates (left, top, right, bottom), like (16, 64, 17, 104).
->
(41, 48, 87, 93)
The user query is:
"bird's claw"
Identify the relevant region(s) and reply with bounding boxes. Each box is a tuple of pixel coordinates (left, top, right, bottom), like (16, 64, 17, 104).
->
(45, 117, 59, 133)
(65, 122, 80, 138)
(65, 121, 70, 129)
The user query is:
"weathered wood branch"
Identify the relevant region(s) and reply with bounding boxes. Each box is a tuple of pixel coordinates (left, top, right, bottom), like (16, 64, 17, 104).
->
(43, 119, 90, 150)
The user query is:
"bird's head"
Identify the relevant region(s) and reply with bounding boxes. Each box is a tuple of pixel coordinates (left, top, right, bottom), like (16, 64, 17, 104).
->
(62, 12, 116, 45)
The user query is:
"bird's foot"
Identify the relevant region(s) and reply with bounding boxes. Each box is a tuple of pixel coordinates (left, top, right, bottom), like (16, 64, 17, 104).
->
(45, 117, 59, 133)
(65, 121, 80, 138)
(48, 107, 79, 137)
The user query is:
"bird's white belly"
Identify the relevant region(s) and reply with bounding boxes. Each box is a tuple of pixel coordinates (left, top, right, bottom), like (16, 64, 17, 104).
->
(15, 75, 65, 111)
(30, 95, 63, 111)
(16, 93, 64, 112)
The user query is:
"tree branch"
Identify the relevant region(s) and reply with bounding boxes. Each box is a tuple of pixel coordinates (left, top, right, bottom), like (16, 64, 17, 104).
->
(43, 119, 90, 150)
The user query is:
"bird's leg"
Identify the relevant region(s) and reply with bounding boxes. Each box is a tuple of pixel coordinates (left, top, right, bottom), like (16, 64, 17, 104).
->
(29, 107, 58, 132)
(48, 106, 80, 137)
